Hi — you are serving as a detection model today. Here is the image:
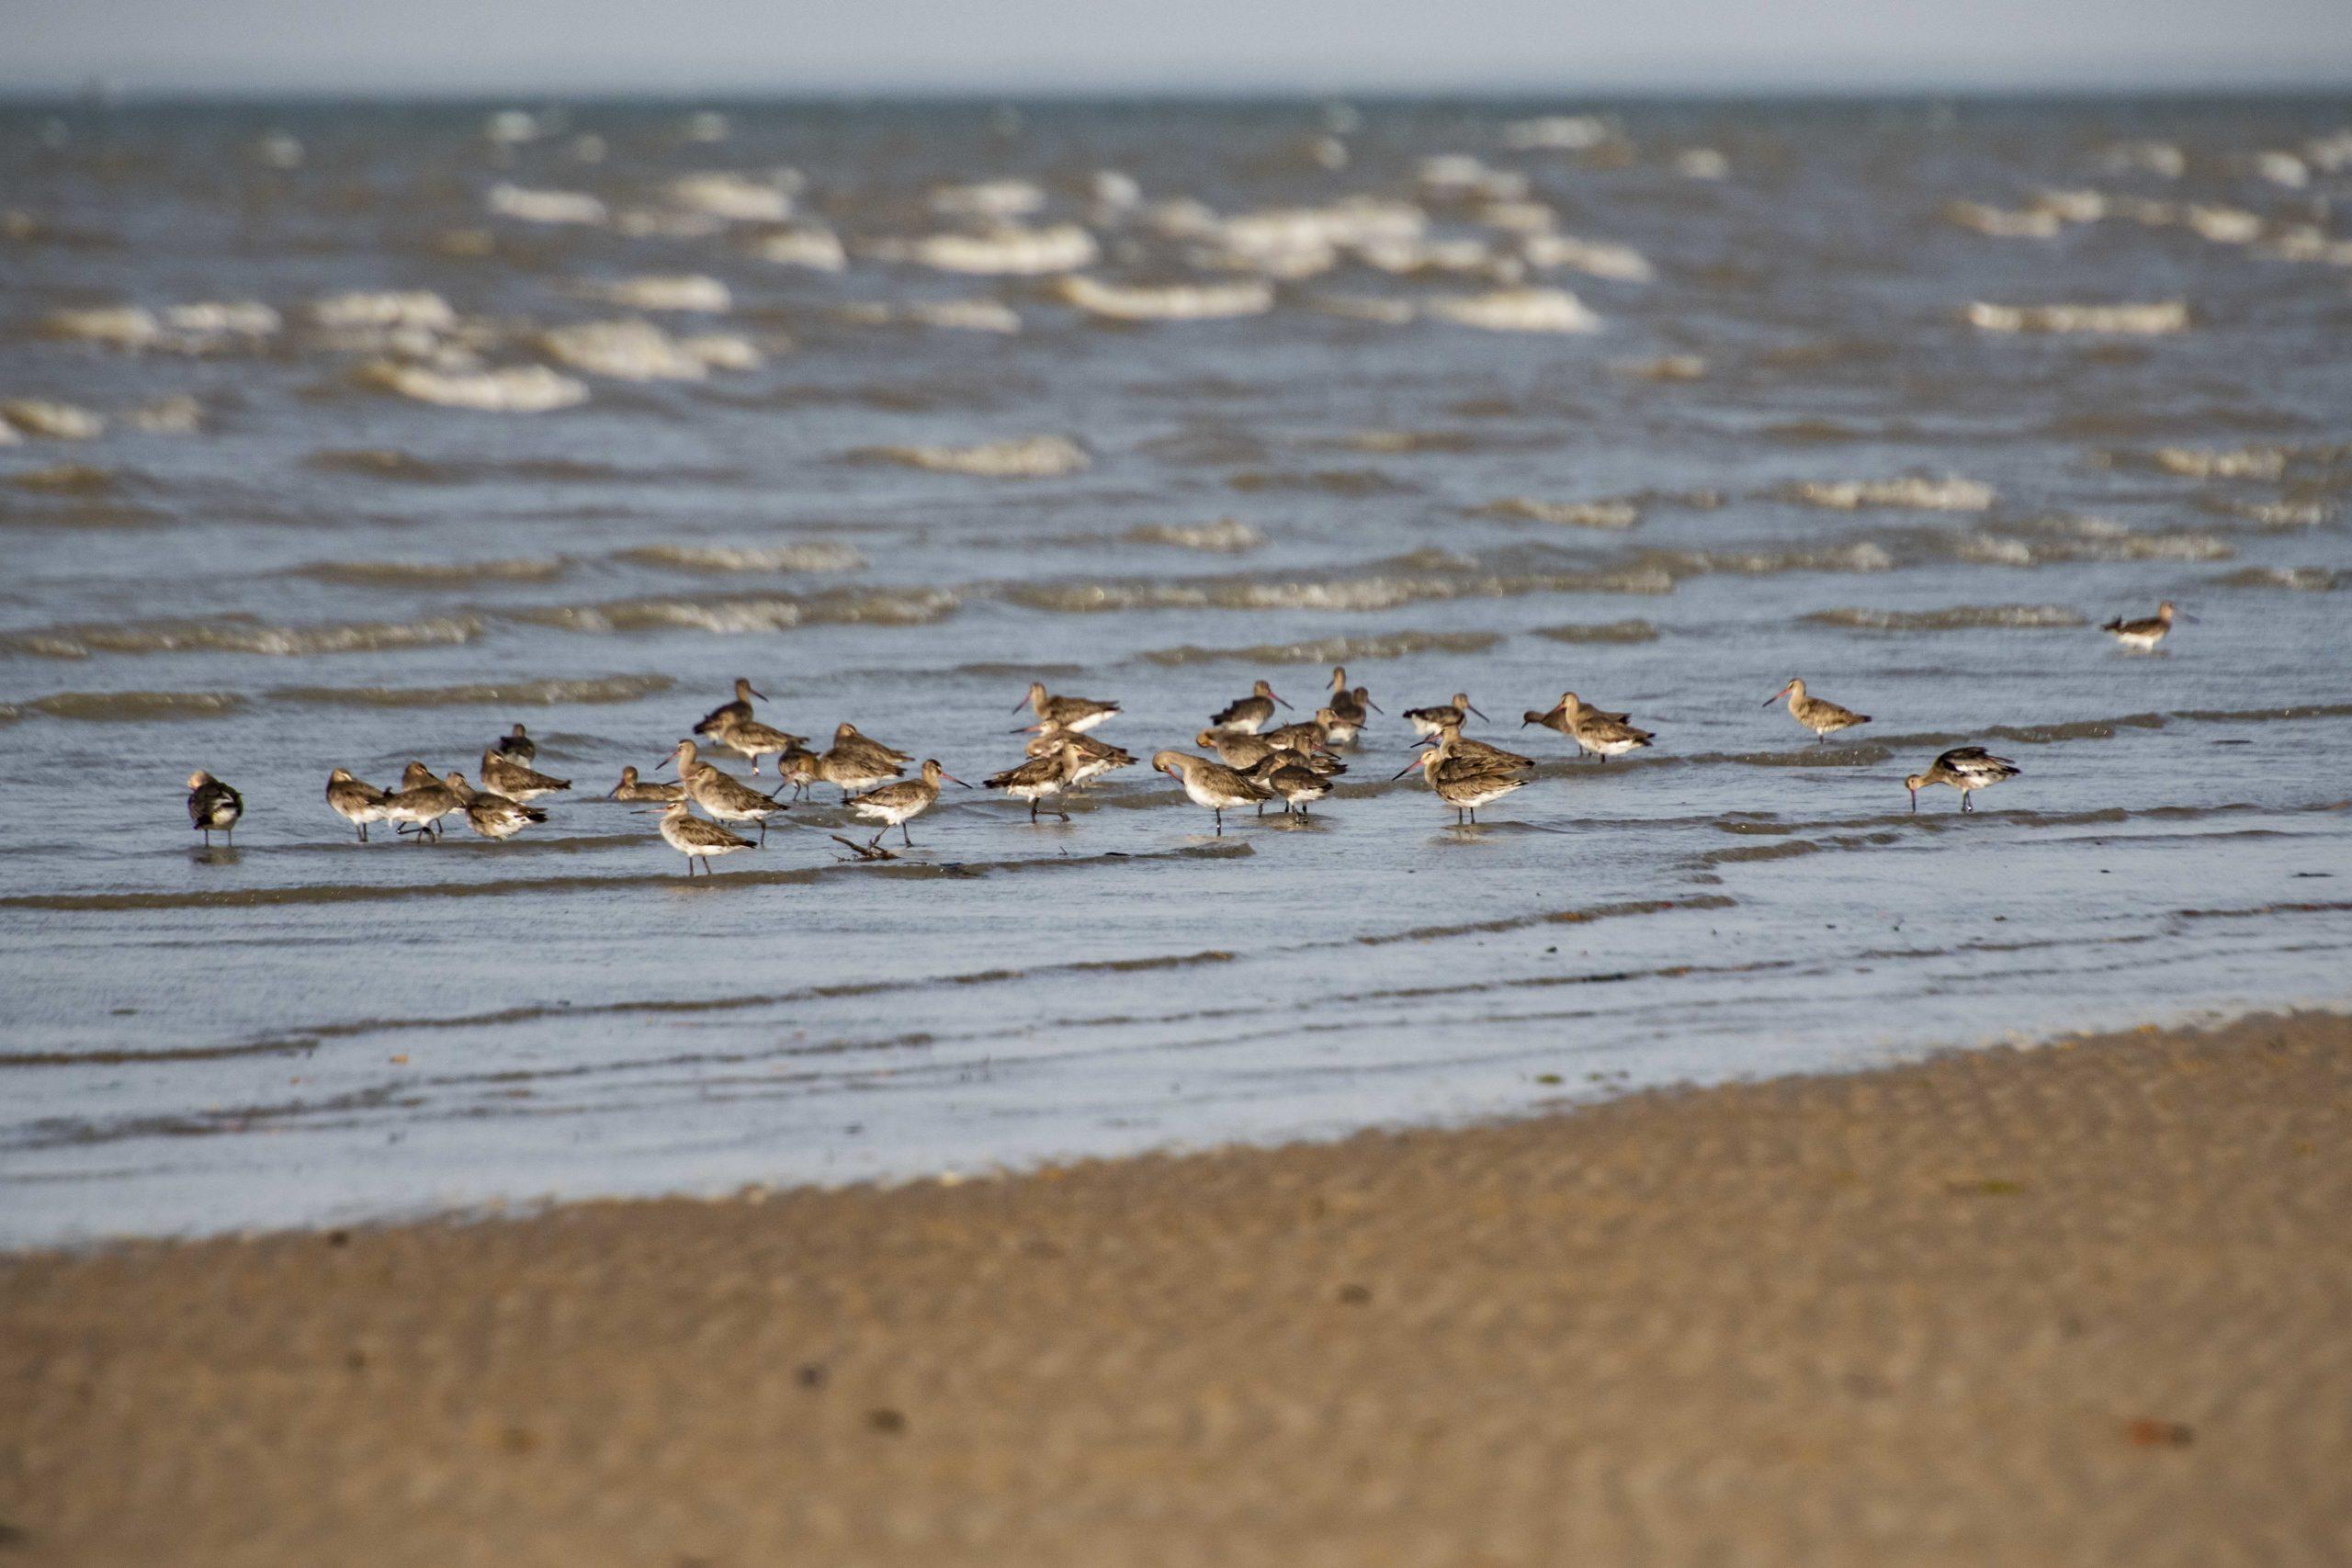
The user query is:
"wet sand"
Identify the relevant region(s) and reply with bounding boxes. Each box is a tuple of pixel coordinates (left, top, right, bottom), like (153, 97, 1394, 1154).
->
(5, 1011, 2349, 1566)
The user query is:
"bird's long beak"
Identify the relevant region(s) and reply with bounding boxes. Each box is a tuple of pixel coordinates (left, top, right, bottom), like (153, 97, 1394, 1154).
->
(1363, 697, 1385, 713)
(2180, 610, 2203, 624)
(653, 749, 676, 773)
(750, 686, 769, 701)
(1908, 786, 1917, 815)
(1010, 721, 1048, 734)
(607, 784, 623, 798)
(1762, 687, 1789, 707)
(1011, 695, 1032, 713)
(945, 773, 972, 788)
(1273, 692, 1293, 710)
(1390, 759, 1422, 779)
(1467, 703, 1489, 721)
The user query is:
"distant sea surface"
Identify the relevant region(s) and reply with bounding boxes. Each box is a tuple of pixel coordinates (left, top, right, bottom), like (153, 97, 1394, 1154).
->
(2, 96, 2346, 1245)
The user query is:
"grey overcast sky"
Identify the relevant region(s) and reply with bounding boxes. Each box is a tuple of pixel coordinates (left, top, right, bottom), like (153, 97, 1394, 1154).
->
(5, 0, 2351, 96)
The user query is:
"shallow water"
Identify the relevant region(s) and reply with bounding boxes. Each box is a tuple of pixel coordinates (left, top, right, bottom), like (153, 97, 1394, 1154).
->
(3, 96, 2348, 1246)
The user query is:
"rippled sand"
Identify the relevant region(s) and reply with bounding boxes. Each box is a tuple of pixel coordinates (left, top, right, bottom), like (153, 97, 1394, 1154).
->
(5, 1011, 2346, 1566)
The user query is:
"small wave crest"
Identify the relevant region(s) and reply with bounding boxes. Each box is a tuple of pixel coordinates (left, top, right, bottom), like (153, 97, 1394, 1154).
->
(1475, 496, 1640, 529)
(1803, 604, 2088, 631)
(614, 542, 866, 574)
(1057, 275, 1273, 321)
(1531, 619, 1660, 643)
(1965, 300, 2190, 334)
(270, 674, 673, 708)
(294, 558, 567, 588)
(1121, 519, 1265, 553)
(25, 690, 244, 722)
(6, 614, 481, 660)
(852, 435, 1088, 478)
(513, 587, 958, 634)
(1786, 477, 1996, 513)
(2211, 566, 2340, 592)
(1138, 629, 1500, 667)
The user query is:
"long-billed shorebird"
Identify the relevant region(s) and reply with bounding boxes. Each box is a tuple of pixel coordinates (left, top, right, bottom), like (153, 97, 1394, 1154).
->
(1031, 725, 1135, 788)
(1405, 693, 1486, 739)
(1315, 705, 1362, 748)
(1246, 753, 1333, 817)
(988, 741, 1080, 822)
(1766, 678, 1871, 743)
(658, 740, 785, 843)
(1152, 750, 1261, 833)
(1418, 720, 1532, 772)
(492, 723, 537, 763)
(1906, 747, 2021, 813)
(447, 772, 548, 840)
(847, 758, 968, 847)
(381, 762, 463, 841)
(2101, 600, 2190, 652)
(694, 678, 767, 738)
(324, 768, 390, 840)
(187, 770, 243, 845)
(482, 747, 569, 801)
(653, 798, 754, 876)
(608, 765, 684, 803)
(1015, 682, 1120, 734)
(775, 744, 823, 801)
(818, 722, 911, 800)
(1394, 737, 1529, 825)
(1209, 679, 1290, 734)
(1524, 692, 1653, 762)
(705, 714, 807, 776)
(1326, 667, 1382, 733)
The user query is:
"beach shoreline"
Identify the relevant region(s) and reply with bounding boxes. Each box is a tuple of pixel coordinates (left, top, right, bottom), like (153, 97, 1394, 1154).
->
(5, 1010, 2348, 1565)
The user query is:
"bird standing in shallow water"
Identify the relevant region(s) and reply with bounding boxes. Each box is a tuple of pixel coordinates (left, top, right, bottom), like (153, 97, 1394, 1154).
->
(1404, 693, 1486, 739)
(187, 770, 242, 845)
(2101, 600, 2188, 652)
(481, 748, 569, 801)
(1015, 682, 1120, 734)
(1394, 737, 1529, 825)
(447, 773, 548, 840)
(694, 678, 768, 738)
(989, 741, 1080, 822)
(704, 715, 807, 777)
(1152, 750, 1261, 834)
(847, 758, 968, 847)
(653, 798, 754, 876)
(380, 762, 462, 841)
(608, 766, 684, 803)
(1524, 693, 1653, 762)
(1208, 680, 1290, 735)
(1245, 753, 1333, 817)
(492, 724, 536, 763)
(1906, 748, 2020, 813)
(658, 741, 786, 843)
(1765, 678, 1870, 743)
(324, 769, 390, 840)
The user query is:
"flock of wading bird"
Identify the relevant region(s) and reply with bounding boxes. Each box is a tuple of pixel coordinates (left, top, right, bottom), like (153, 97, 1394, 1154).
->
(180, 597, 2196, 872)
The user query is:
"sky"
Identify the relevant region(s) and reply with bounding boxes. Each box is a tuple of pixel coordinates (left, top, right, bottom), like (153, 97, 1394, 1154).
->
(4, 0, 2351, 96)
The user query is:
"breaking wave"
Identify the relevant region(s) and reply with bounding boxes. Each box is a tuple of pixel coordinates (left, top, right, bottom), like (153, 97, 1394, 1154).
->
(511, 587, 959, 634)
(1531, 619, 1660, 644)
(23, 691, 244, 721)
(1802, 604, 2088, 631)
(6, 615, 481, 660)
(852, 435, 1089, 478)
(269, 674, 674, 709)
(613, 542, 867, 574)
(1137, 630, 1500, 667)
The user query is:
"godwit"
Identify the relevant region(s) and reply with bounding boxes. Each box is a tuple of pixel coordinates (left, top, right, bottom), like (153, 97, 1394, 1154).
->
(1209, 679, 1289, 734)
(1524, 692, 1653, 762)
(653, 798, 754, 876)
(1015, 681, 1120, 734)
(693, 677, 767, 738)
(847, 758, 968, 846)
(1327, 668, 1379, 736)
(608, 765, 684, 803)
(1030, 725, 1135, 788)
(324, 768, 390, 840)
(705, 714, 807, 776)
(380, 762, 463, 841)
(1394, 737, 1529, 825)
(987, 742, 1079, 822)
(492, 723, 537, 763)
(481, 747, 570, 801)
(1264, 718, 1333, 754)
(1765, 678, 1871, 743)
(1315, 705, 1361, 748)
(1405, 692, 1486, 739)
(1245, 753, 1333, 816)
(659, 741, 785, 842)
(775, 743, 823, 801)
(447, 772, 548, 840)
(817, 732, 905, 802)
(186, 770, 243, 845)
(1418, 720, 1532, 771)
(1906, 747, 2021, 813)
(1195, 728, 1280, 770)
(2101, 600, 2190, 652)
(1151, 750, 1261, 833)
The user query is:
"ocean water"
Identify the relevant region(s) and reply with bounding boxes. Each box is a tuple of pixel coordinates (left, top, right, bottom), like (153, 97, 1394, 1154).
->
(2, 96, 2347, 1246)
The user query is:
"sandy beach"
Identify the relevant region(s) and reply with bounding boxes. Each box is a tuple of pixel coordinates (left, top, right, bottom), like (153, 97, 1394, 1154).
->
(4, 1010, 2348, 1566)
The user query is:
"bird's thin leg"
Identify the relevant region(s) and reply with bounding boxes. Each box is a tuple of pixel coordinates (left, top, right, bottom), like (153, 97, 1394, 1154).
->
(901, 822, 912, 847)
(1214, 807, 1223, 834)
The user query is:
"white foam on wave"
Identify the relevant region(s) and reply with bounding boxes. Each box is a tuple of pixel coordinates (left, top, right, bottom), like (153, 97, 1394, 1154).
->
(2256, 151, 2310, 188)
(1357, 236, 1499, 276)
(539, 320, 760, 381)
(752, 229, 848, 271)
(486, 184, 608, 225)
(1123, 518, 1265, 552)
(837, 299, 1021, 333)
(1944, 201, 2064, 239)
(1478, 200, 1555, 233)
(2185, 205, 2263, 244)
(1475, 497, 1640, 529)
(667, 172, 797, 222)
(0, 400, 105, 439)
(1521, 234, 1654, 282)
(2101, 141, 2186, 177)
(1424, 287, 1600, 333)
(1162, 197, 1425, 280)
(869, 223, 1098, 276)
(1502, 115, 1612, 151)
(1789, 476, 1995, 513)
(311, 290, 458, 332)
(1965, 300, 2189, 334)
(1612, 354, 1706, 380)
(128, 395, 202, 434)
(616, 541, 866, 573)
(582, 275, 732, 312)
(1418, 155, 1529, 200)
(43, 301, 278, 353)
(929, 179, 1045, 220)
(2261, 226, 2352, 266)
(362, 363, 588, 412)
(2152, 446, 2289, 479)
(1057, 276, 1273, 321)
(1675, 149, 1730, 180)
(857, 435, 1089, 478)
